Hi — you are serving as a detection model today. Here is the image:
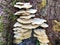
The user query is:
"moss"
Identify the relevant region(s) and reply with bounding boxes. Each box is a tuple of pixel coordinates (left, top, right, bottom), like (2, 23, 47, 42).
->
(8, 13, 17, 22)
(10, 0, 21, 6)
(0, 16, 3, 32)
(10, 0, 17, 6)
(0, 16, 4, 45)
(0, 41, 4, 45)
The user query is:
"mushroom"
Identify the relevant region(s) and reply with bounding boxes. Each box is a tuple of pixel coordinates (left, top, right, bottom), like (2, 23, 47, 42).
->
(34, 34, 48, 39)
(34, 29, 48, 38)
(13, 28, 29, 33)
(38, 38, 49, 43)
(14, 11, 30, 15)
(40, 43, 48, 45)
(34, 29, 49, 44)
(14, 9, 37, 15)
(13, 28, 21, 31)
(17, 18, 32, 24)
(14, 3, 32, 9)
(14, 22, 39, 29)
(21, 24, 39, 29)
(40, 23, 49, 28)
(23, 4, 32, 9)
(13, 22, 22, 27)
(14, 32, 18, 34)
(14, 39, 22, 44)
(14, 30, 32, 36)
(13, 2, 49, 44)
(27, 9, 37, 13)
(14, 34, 31, 39)
(14, 35, 21, 39)
(14, 10, 30, 15)
(20, 15, 35, 19)
(16, 2, 24, 5)
(34, 29, 46, 35)
(14, 5, 24, 9)
(34, 33, 49, 43)
(32, 18, 47, 25)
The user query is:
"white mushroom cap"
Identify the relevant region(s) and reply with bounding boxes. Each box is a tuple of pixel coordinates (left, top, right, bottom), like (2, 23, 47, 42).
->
(14, 11, 26, 15)
(14, 5, 24, 9)
(34, 29, 47, 36)
(13, 28, 21, 31)
(40, 23, 49, 28)
(14, 9, 37, 15)
(34, 29, 49, 43)
(21, 24, 39, 29)
(14, 21, 40, 29)
(13, 22, 39, 29)
(34, 34, 49, 43)
(40, 43, 48, 45)
(14, 34, 31, 39)
(14, 39, 22, 44)
(14, 3, 32, 9)
(32, 18, 47, 25)
(27, 9, 37, 13)
(14, 30, 31, 36)
(14, 33, 21, 35)
(14, 36, 31, 40)
(14, 32, 18, 34)
(14, 10, 30, 15)
(23, 4, 32, 8)
(14, 4, 32, 9)
(34, 34, 48, 39)
(20, 15, 35, 19)
(17, 18, 32, 24)
(13, 22, 22, 27)
(14, 35, 21, 38)
(13, 28, 29, 33)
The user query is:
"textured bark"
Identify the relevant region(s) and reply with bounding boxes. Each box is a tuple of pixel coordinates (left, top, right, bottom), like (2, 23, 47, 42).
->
(1, 0, 60, 45)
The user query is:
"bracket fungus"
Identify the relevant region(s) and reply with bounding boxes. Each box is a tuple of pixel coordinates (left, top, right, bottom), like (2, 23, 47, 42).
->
(13, 2, 49, 45)
(20, 15, 35, 19)
(31, 18, 47, 25)
(14, 9, 37, 15)
(34, 29, 49, 44)
(13, 28, 29, 33)
(14, 2, 32, 9)
(17, 18, 32, 24)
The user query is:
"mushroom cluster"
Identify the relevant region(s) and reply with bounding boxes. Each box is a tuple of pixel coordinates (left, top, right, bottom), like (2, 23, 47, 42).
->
(13, 2, 49, 45)
(34, 29, 49, 45)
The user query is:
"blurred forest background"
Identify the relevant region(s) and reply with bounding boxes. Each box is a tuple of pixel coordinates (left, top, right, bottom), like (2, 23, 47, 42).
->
(0, 0, 60, 45)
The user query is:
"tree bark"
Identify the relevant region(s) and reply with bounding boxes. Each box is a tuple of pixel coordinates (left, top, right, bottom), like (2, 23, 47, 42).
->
(1, 0, 60, 45)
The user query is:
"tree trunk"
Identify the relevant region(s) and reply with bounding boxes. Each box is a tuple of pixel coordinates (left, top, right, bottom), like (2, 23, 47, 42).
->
(1, 0, 60, 45)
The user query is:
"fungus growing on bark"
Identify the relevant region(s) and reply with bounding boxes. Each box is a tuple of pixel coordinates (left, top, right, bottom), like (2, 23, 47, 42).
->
(13, 2, 49, 45)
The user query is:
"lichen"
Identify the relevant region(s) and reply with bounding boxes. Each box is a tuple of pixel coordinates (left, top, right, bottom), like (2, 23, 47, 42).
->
(37, 0, 46, 9)
(53, 20, 60, 32)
